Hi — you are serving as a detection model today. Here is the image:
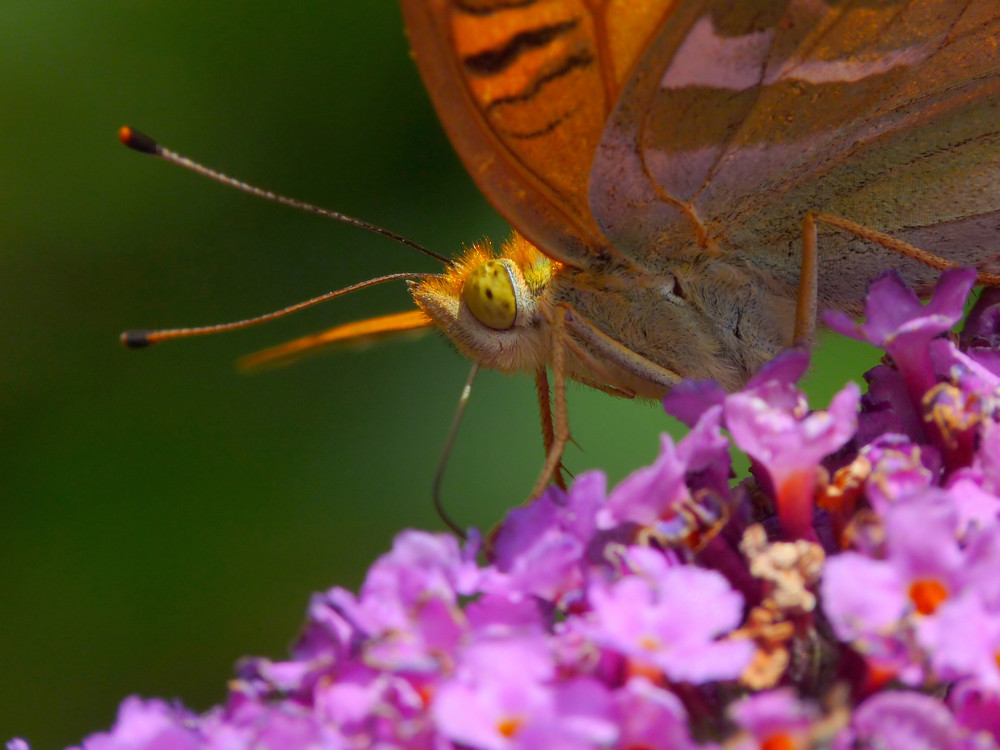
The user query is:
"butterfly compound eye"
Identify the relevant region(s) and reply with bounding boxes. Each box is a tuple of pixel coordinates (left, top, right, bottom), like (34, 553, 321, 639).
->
(462, 260, 517, 330)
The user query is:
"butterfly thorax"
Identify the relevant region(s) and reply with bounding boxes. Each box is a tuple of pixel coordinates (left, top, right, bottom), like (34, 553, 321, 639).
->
(411, 232, 796, 395)
(550, 254, 796, 395)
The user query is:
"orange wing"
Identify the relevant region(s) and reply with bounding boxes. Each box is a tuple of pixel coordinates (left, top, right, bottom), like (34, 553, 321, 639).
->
(238, 310, 434, 371)
(399, 0, 674, 268)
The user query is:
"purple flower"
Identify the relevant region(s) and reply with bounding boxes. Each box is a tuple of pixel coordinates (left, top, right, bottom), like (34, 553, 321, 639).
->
(925, 390, 981, 474)
(833, 691, 974, 750)
(951, 681, 1000, 744)
(582, 557, 753, 683)
(930, 338, 1000, 395)
(599, 433, 688, 528)
(599, 406, 728, 531)
(820, 551, 908, 643)
(662, 379, 726, 428)
(594, 404, 733, 560)
(820, 490, 970, 676)
(882, 493, 966, 614)
(486, 472, 604, 604)
(962, 524, 1000, 610)
(826, 268, 975, 407)
(76, 698, 199, 750)
(947, 477, 1000, 536)
(977, 421, 1000, 495)
(918, 592, 1000, 691)
(44, 268, 1000, 750)
(292, 587, 364, 668)
(201, 699, 341, 750)
(432, 638, 615, 749)
(728, 688, 817, 749)
(431, 642, 552, 748)
(610, 677, 696, 750)
(725, 351, 859, 539)
(960, 287, 1000, 369)
(360, 530, 480, 615)
(332, 531, 479, 672)
(859, 434, 936, 516)
(857, 363, 924, 444)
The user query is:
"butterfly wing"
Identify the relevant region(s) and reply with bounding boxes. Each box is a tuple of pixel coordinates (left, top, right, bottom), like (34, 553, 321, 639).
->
(590, 0, 1000, 305)
(399, 0, 673, 268)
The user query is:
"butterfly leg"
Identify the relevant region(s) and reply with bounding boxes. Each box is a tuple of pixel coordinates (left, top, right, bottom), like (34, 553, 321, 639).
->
(795, 213, 820, 345)
(534, 367, 568, 491)
(530, 305, 572, 499)
(810, 212, 1000, 287)
(560, 304, 683, 392)
(559, 336, 639, 399)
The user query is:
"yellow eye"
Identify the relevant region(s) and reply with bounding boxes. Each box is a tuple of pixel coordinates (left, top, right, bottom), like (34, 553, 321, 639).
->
(462, 260, 517, 330)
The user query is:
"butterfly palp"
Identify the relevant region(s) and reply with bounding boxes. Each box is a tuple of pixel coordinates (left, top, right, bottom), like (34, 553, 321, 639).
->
(462, 259, 518, 330)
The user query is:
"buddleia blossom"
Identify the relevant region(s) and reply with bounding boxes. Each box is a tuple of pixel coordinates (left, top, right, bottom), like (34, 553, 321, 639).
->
(723, 348, 860, 540)
(18, 268, 1000, 750)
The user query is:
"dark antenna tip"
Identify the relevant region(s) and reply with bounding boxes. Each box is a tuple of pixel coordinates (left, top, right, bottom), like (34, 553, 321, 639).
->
(121, 329, 154, 348)
(118, 126, 160, 156)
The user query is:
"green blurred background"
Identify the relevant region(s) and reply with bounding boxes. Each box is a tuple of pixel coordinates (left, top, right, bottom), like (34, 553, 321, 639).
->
(0, 1, 876, 746)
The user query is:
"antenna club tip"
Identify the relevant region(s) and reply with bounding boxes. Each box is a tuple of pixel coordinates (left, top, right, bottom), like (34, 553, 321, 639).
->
(118, 126, 160, 155)
(121, 329, 154, 348)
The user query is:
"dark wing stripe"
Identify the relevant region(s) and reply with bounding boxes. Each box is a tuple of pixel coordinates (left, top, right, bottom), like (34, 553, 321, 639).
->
(454, 0, 541, 17)
(501, 105, 578, 139)
(463, 19, 579, 76)
(484, 48, 595, 112)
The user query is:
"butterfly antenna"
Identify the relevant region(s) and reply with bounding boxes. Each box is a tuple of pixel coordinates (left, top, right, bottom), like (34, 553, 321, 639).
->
(121, 272, 426, 348)
(432, 362, 480, 539)
(118, 126, 449, 265)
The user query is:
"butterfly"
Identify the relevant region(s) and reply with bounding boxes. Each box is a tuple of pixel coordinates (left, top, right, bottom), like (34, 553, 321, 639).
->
(393, 0, 1000, 492)
(130, 1, 1000, 500)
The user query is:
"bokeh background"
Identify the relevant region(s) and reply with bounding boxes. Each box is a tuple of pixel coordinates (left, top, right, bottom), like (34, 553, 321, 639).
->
(0, 1, 877, 746)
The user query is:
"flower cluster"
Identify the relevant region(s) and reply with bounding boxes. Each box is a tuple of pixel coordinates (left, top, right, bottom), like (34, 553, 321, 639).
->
(23, 269, 1000, 749)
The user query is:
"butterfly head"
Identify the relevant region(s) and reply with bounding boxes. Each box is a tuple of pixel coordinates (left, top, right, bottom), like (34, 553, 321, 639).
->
(411, 233, 560, 374)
